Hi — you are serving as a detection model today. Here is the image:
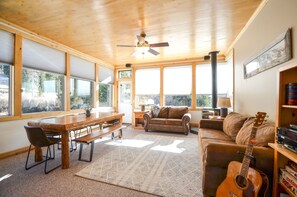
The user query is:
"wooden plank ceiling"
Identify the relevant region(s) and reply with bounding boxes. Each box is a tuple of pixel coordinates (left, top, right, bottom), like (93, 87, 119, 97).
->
(0, 0, 262, 66)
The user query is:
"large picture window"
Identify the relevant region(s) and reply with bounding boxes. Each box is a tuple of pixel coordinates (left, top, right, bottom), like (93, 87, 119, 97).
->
(70, 78, 93, 109)
(99, 83, 113, 107)
(135, 68, 160, 107)
(22, 68, 64, 113)
(164, 66, 192, 106)
(0, 64, 11, 116)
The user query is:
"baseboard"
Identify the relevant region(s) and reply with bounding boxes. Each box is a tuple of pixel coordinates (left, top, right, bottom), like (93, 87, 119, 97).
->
(0, 146, 32, 160)
(190, 122, 199, 127)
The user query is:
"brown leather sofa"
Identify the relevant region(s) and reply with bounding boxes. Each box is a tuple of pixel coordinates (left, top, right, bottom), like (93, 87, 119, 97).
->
(198, 112, 275, 197)
(143, 106, 191, 135)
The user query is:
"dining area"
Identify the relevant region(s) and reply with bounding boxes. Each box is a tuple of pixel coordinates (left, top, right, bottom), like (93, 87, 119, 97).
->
(25, 111, 125, 173)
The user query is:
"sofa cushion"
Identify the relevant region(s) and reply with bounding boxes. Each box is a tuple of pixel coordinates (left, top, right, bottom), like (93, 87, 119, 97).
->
(150, 118, 182, 126)
(235, 117, 275, 146)
(151, 105, 161, 118)
(157, 107, 169, 118)
(168, 107, 188, 119)
(223, 112, 247, 140)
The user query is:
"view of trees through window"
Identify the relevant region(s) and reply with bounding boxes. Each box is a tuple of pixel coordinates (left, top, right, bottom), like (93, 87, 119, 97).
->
(99, 83, 112, 107)
(22, 68, 64, 113)
(70, 78, 93, 109)
(0, 64, 11, 116)
(118, 70, 132, 79)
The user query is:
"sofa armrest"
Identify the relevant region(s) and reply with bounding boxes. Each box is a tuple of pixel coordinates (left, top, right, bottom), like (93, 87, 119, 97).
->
(205, 142, 274, 174)
(182, 113, 191, 132)
(143, 111, 152, 129)
(199, 119, 224, 131)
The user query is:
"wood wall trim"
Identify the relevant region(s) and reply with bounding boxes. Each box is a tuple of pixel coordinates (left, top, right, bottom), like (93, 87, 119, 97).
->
(192, 63, 197, 109)
(160, 66, 164, 106)
(115, 55, 226, 68)
(0, 146, 32, 160)
(65, 53, 70, 111)
(13, 34, 22, 116)
(95, 63, 99, 108)
(0, 18, 113, 69)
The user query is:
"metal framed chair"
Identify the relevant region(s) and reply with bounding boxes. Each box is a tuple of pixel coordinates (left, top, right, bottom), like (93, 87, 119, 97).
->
(24, 126, 61, 174)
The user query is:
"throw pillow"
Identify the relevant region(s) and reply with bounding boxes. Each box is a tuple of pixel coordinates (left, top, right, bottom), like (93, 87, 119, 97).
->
(236, 117, 275, 146)
(151, 105, 161, 118)
(223, 112, 247, 140)
(157, 107, 169, 118)
(168, 107, 188, 119)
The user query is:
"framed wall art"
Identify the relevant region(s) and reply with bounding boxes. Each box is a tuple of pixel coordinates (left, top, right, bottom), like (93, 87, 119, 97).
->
(243, 28, 292, 79)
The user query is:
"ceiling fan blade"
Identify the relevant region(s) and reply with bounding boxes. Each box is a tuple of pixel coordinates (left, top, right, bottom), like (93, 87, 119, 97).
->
(117, 44, 136, 47)
(150, 42, 169, 47)
(148, 48, 160, 56)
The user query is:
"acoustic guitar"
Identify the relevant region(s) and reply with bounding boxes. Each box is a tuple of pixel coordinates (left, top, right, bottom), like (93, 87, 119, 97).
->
(216, 112, 268, 197)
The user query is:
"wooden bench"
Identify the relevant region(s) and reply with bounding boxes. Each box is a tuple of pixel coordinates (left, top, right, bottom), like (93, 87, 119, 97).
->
(73, 124, 124, 162)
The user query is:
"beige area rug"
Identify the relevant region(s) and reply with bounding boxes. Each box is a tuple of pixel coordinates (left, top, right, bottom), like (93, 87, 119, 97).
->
(76, 134, 202, 196)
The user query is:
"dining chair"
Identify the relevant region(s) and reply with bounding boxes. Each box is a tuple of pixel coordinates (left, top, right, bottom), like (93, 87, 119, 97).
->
(24, 126, 61, 174)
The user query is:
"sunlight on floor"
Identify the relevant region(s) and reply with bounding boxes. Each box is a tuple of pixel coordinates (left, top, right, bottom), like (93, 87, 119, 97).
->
(0, 174, 12, 182)
(105, 139, 154, 148)
(94, 137, 111, 143)
(151, 140, 185, 153)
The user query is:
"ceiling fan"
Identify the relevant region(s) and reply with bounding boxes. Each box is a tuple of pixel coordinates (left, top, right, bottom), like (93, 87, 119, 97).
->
(117, 32, 169, 56)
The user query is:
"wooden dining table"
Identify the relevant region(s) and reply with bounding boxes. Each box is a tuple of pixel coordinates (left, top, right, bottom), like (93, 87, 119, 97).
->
(28, 112, 125, 169)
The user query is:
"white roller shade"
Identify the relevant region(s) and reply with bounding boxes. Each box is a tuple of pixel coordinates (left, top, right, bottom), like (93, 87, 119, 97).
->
(98, 66, 114, 84)
(196, 64, 212, 94)
(0, 29, 14, 64)
(23, 38, 65, 74)
(70, 55, 95, 81)
(135, 68, 160, 94)
(164, 66, 192, 95)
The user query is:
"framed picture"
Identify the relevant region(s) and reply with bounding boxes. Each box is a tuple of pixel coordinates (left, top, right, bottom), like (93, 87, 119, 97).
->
(243, 28, 292, 79)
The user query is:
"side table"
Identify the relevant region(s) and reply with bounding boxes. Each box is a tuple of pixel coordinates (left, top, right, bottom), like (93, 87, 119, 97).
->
(133, 111, 149, 129)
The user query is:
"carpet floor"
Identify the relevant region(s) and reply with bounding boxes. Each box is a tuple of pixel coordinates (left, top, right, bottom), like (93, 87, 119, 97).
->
(0, 126, 202, 197)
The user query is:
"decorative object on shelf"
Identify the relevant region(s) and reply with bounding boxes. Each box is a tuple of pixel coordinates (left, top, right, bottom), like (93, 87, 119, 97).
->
(139, 104, 145, 111)
(244, 28, 292, 79)
(286, 83, 297, 105)
(217, 97, 231, 117)
(85, 106, 91, 117)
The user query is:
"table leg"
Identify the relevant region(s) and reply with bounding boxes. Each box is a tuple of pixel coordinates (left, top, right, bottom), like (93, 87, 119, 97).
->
(61, 131, 70, 169)
(34, 146, 43, 161)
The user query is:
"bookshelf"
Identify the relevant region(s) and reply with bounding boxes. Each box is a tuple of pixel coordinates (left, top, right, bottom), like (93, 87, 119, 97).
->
(270, 61, 297, 197)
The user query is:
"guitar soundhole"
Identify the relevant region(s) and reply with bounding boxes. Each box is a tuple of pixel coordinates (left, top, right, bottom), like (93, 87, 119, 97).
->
(235, 175, 248, 189)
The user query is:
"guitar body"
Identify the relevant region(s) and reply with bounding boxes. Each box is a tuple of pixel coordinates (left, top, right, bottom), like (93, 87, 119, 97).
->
(216, 161, 262, 197)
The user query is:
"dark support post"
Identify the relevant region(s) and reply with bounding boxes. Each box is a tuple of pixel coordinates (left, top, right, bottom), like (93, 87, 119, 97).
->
(209, 51, 219, 109)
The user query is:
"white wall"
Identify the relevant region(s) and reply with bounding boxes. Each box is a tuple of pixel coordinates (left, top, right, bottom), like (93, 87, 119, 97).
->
(233, 0, 297, 121)
(0, 119, 35, 154)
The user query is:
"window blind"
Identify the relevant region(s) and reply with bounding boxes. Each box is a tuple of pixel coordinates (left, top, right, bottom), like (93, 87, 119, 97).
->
(135, 68, 160, 94)
(70, 55, 95, 81)
(196, 64, 212, 94)
(164, 66, 192, 95)
(0, 29, 14, 64)
(22, 38, 65, 74)
(98, 66, 114, 84)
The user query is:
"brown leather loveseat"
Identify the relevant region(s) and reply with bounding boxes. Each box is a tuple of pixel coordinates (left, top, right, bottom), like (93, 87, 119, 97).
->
(143, 106, 191, 135)
(198, 112, 275, 197)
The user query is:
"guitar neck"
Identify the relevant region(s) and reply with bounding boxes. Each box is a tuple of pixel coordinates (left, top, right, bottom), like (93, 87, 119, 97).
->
(240, 126, 257, 178)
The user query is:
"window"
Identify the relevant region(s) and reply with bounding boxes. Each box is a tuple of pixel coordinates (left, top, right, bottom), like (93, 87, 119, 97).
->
(99, 83, 113, 107)
(118, 70, 132, 79)
(164, 66, 192, 106)
(22, 68, 64, 113)
(135, 68, 160, 107)
(196, 62, 233, 108)
(196, 64, 212, 107)
(0, 64, 11, 116)
(70, 78, 93, 109)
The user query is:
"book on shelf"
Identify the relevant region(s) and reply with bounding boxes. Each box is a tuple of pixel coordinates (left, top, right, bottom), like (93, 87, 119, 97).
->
(280, 168, 297, 195)
(288, 160, 297, 172)
(285, 165, 297, 179)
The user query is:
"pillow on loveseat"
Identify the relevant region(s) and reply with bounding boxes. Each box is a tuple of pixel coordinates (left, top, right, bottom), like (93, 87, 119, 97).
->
(235, 117, 275, 146)
(168, 107, 188, 119)
(223, 112, 247, 140)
